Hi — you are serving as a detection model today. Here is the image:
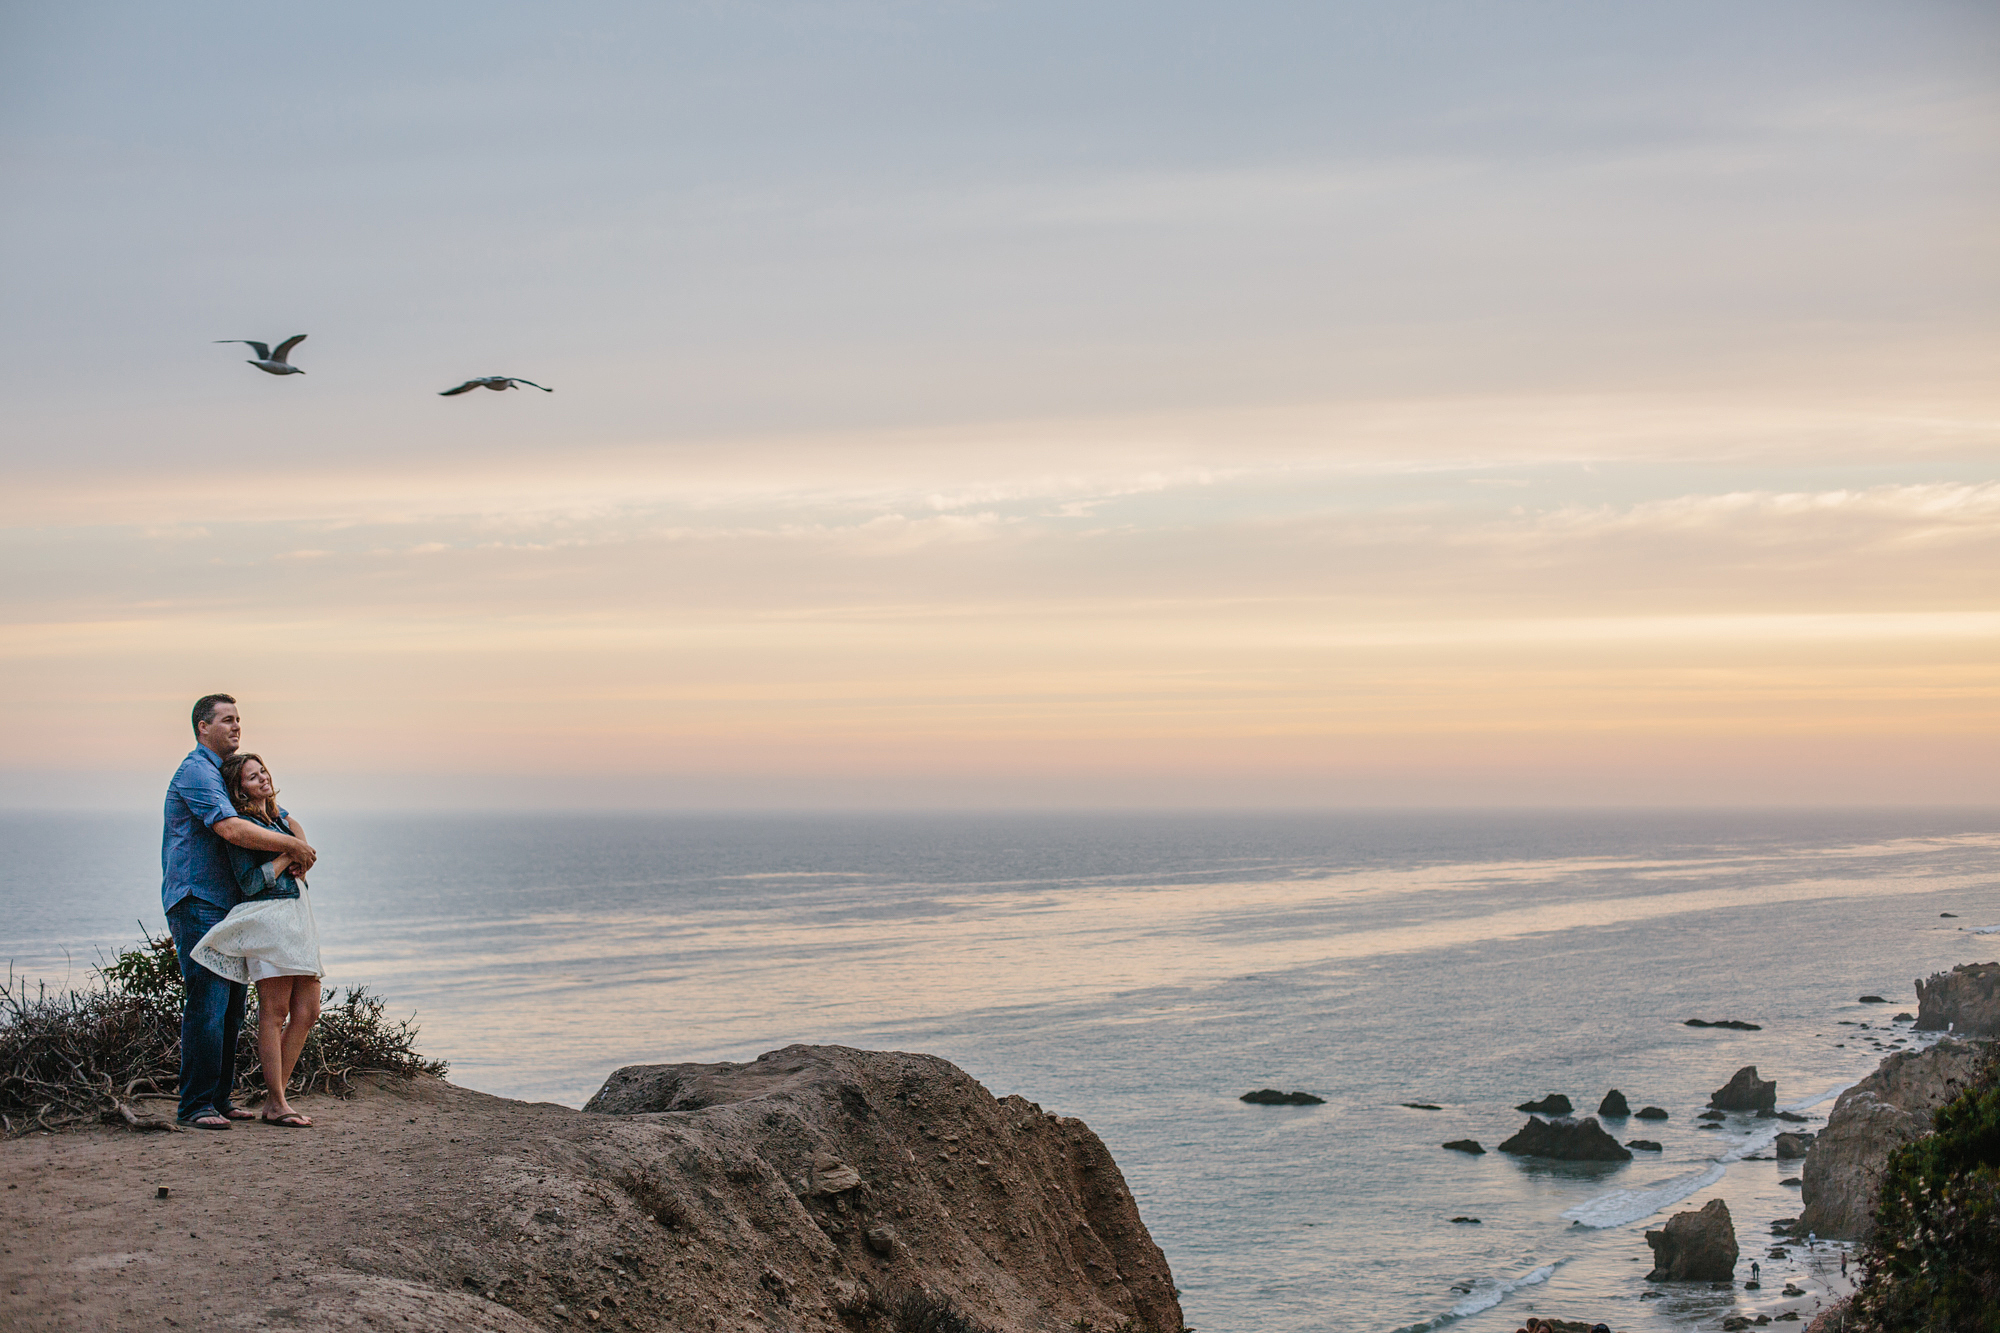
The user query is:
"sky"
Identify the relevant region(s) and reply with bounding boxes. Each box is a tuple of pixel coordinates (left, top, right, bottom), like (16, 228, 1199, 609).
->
(2, 1, 1997, 809)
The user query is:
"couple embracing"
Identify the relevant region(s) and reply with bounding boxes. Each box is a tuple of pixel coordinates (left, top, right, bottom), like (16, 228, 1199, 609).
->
(161, 693, 325, 1130)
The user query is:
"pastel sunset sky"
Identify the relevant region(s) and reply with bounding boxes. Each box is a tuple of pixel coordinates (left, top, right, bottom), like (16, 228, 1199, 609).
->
(3, 2, 1996, 808)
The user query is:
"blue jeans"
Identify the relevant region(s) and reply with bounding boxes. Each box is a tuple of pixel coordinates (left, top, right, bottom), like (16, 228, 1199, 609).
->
(165, 898, 246, 1123)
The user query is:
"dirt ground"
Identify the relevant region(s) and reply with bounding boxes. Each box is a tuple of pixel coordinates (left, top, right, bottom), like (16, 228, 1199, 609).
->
(3, 1076, 561, 1332)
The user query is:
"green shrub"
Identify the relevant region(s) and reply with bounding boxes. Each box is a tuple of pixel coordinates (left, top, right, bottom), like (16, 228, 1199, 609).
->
(2, 932, 445, 1135)
(1850, 1046, 2000, 1332)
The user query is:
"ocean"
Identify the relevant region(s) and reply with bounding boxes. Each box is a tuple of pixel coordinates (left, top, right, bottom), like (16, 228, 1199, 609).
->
(5, 808, 1998, 1332)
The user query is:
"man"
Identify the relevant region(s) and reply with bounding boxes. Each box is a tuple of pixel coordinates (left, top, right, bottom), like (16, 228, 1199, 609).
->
(162, 694, 318, 1129)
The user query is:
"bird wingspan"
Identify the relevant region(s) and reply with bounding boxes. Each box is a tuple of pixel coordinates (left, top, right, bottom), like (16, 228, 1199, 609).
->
(510, 379, 553, 392)
(439, 382, 481, 396)
(217, 340, 271, 360)
(271, 335, 307, 362)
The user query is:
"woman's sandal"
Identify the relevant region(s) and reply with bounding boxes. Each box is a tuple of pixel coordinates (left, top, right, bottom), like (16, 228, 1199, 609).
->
(262, 1111, 312, 1128)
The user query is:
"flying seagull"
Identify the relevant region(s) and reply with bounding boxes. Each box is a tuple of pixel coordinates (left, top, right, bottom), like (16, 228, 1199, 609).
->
(439, 376, 552, 396)
(215, 335, 307, 375)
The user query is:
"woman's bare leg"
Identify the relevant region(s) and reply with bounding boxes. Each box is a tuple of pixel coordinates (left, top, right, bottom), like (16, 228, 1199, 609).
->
(254, 977, 296, 1114)
(277, 978, 322, 1114)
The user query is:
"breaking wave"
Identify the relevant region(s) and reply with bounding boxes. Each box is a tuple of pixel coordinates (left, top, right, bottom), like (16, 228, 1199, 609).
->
(1561, 1080, 1860, 1229)
(1388, 1262, 1562, 1333)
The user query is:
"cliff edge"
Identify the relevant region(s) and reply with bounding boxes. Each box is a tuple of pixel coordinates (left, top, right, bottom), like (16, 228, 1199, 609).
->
(0, 1045, 1183, 1333)
(1797, 1038, 1989, 1241)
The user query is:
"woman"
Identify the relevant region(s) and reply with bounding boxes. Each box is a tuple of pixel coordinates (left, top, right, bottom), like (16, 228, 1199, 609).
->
(190, 753, 323, 1128)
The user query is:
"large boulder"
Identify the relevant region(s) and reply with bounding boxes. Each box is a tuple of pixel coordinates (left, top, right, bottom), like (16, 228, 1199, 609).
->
(1799, 1038, 1990, 1241)
(1709, 1066, 1777, 1112)
(1913, 962, 2000, 1038)
(1598, 1089, 1631, 1117)
(1774, 1132, 1814, 1159)
(1644, 1198, 1738, 1281)
(1497, 1115, 1631, 1161)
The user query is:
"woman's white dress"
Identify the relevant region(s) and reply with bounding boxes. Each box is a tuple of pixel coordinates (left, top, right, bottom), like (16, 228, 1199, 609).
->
(193, 865, 323, 984)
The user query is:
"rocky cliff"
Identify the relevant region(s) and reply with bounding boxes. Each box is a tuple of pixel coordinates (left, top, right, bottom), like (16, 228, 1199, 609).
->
(0, 1044, 1183, 1333)
(584, 1044, 1183, 1333)
(1797, 1038, 1989, 1241)
(1913, 961, 2000, 1038)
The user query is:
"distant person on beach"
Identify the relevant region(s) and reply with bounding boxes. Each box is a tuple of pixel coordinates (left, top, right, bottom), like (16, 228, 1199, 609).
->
(190, 752, 325, 1127)
(161, 695, 318, 1130)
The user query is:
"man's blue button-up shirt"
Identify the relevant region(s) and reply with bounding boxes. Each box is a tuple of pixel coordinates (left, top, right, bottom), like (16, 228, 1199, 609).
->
(161, 745, 245, 913)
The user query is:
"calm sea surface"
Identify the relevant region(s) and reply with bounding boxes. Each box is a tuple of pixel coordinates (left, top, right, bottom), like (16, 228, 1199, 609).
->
(5, 809, 1999, 1332)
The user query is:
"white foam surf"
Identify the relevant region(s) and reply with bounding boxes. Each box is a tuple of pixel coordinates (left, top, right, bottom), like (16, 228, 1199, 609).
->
(1388, 1262, 1562, 1333)
(1561, 1079, 1860, 1228)
(1561, 1162, 1725, 1229)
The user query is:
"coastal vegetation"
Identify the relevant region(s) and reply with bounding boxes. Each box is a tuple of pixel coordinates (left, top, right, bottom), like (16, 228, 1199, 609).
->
(1848, 1044, 2000, 1331)
(0, 931, 445, 1135)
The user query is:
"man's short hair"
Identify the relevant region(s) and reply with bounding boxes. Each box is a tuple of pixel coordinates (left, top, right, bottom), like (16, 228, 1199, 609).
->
(191, 694, 237, 736)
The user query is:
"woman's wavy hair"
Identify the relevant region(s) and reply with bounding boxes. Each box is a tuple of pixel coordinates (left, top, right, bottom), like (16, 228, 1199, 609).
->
(218, 752, 283, 826)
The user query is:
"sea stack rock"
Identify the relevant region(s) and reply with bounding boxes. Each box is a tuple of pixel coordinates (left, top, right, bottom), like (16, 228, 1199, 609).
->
(1635, 1106, 1669, 1120)
(1709, 1066, 1777, 1112)
(1514, 1093, 1572, 1114)
(1644, 1198, 1738, 1281)
(1497, 1116, 1631, 1161)
(1598, 1089, 1631, 1117)
(1912, 961, 2000, 1037)
(1799, 1039, 1988, 1241)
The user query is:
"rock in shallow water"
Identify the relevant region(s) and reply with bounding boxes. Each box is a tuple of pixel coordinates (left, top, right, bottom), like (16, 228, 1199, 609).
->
(1497, 1116, 1631, 1161)
(1635, 1106, 1670, 1120)
(1645, 1198, 1738, 1281)
(1597, 1089, 1630, 1117)
(1441, 1139, 1485, 1154)
(1626, 1139, 1663, 1151)
(1238, 1089, 1324, 1105)
(1709, 1065, 1777, 1112)
(1515, 1093, 1573, 1114)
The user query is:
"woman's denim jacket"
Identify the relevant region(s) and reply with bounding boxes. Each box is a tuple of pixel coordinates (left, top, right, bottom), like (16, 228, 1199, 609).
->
(226, 812, 303, 901)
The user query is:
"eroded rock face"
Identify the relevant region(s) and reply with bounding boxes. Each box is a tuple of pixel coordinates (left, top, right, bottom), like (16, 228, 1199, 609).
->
(1709, 1066, 1777, 1112)
(1798, 1038, 1990, 1241)
(1644, 1198, 1737, 1282)
(586, 1044, 1184, 1333)
(1496, 1116, 1631, 1161)
(1913, 962, 2000, 1038)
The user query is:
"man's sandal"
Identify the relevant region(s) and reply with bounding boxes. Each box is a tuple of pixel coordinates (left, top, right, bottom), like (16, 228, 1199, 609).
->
(262, 1111, 312, 1128)
(177, 1112, 231, 1131)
